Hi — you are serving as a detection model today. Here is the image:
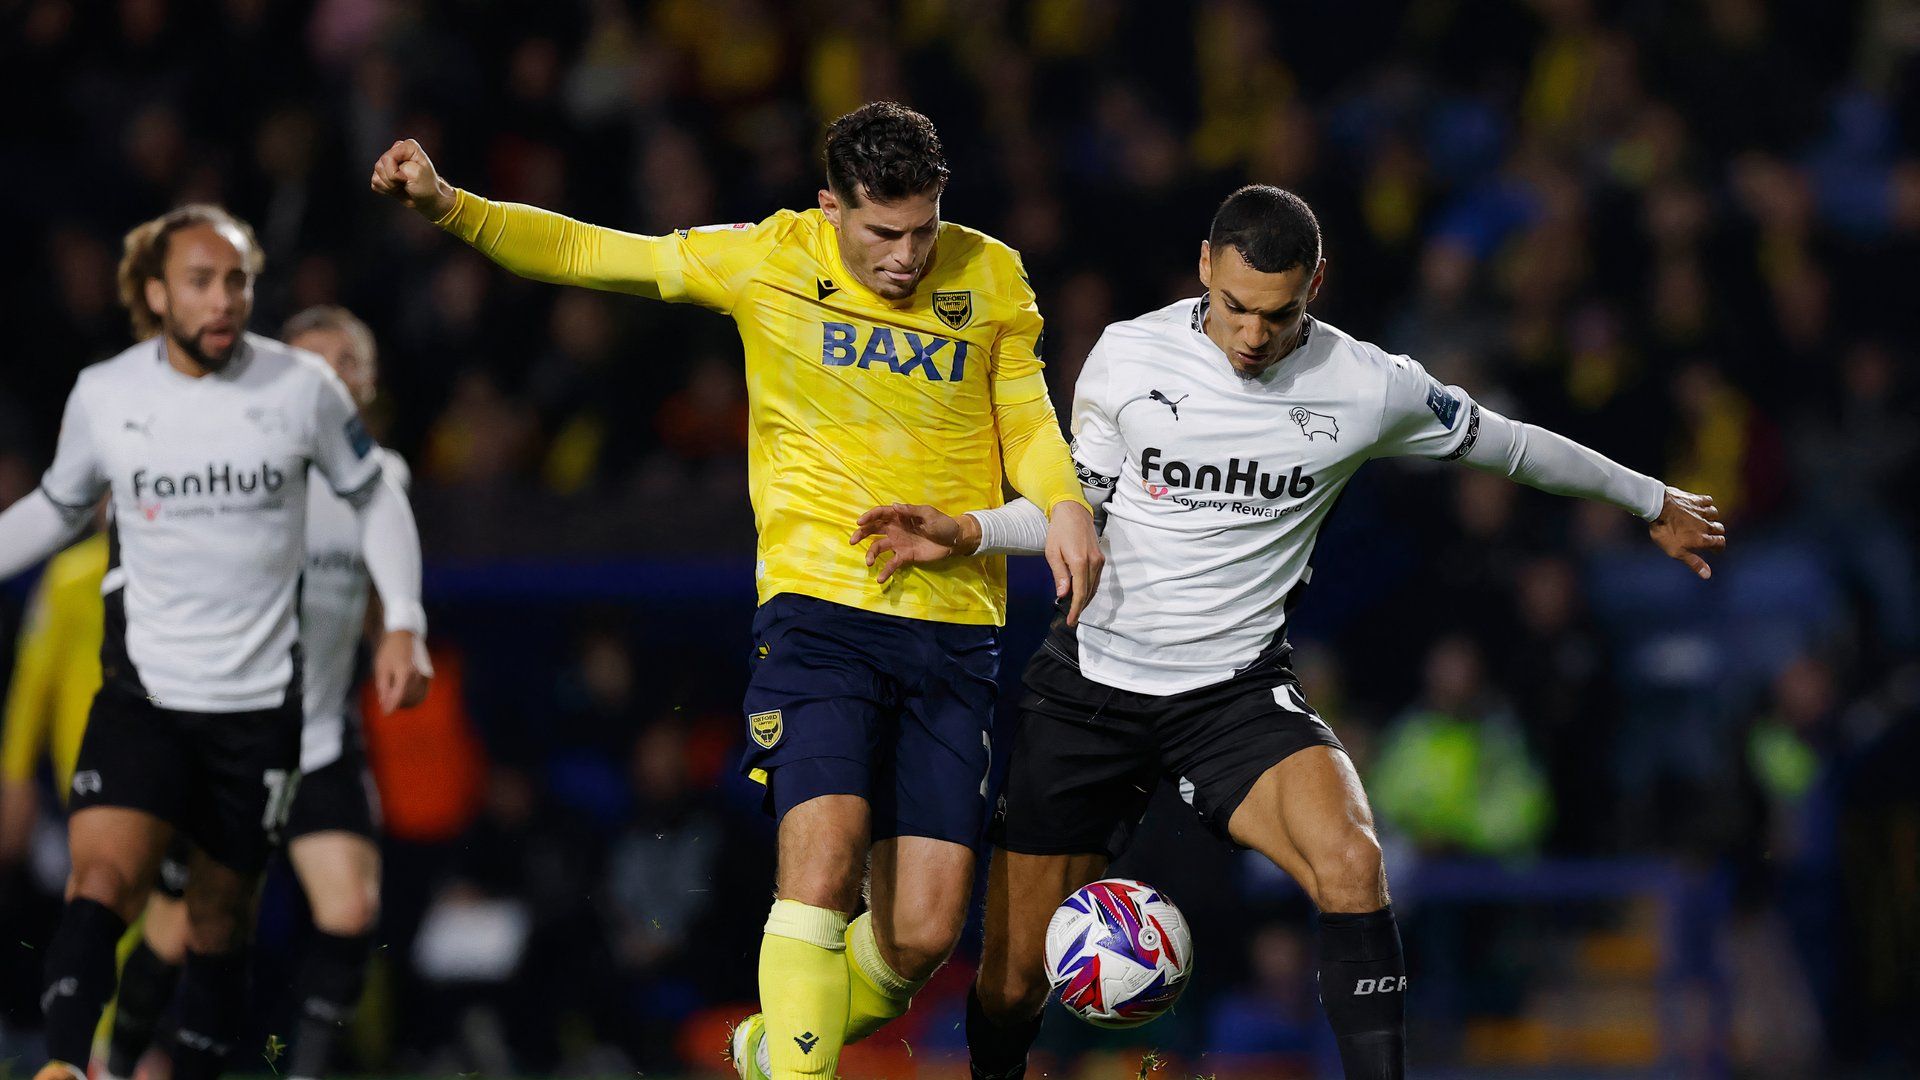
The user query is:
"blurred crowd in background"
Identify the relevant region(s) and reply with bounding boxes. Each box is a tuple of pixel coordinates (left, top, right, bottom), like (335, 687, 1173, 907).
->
(1, 0, 1917, 1076)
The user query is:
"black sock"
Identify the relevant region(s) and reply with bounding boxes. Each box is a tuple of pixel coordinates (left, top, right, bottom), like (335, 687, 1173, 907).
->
(966, 984, 1044, 1080)
(170, 949, 250, 1080)
(287, 931, 373, 1078)
(107, 939, 183, 1077)
(42, 897, 129, 1067)
(1317, 905, 1407, 1080)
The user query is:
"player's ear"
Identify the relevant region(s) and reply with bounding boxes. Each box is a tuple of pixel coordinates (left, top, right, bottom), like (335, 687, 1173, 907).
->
(144, 277, 169, 322)
(1197, 241, 1212, 289)
(818, 187, 840, 227)
(1307, 258, 1326, 303)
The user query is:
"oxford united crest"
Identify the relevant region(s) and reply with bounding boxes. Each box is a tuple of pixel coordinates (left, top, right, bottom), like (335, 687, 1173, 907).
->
(933, 290, 974, 331)
(749, 709, 783, 748)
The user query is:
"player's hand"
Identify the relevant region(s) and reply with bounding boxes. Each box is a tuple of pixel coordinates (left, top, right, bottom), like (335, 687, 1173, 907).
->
(373, 629, 434, 714)
(850, 503, 978, 585)
(1046, 501, 1103, 626)
(370, 139, 456, 220)
(1649, 486, 1726, 580)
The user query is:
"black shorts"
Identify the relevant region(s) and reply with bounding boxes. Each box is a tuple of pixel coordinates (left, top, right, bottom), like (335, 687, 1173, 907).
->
(991, 625, 1344, 859)
(69, 683, 302, 876)
(284, 726, 380, 843)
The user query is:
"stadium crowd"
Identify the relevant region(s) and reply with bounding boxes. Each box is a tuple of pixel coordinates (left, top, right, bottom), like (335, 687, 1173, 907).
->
(1, 0, 1915, 1075)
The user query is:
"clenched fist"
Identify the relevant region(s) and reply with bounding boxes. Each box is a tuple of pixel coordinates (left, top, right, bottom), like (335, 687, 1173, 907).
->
(370, 139, 456, 220)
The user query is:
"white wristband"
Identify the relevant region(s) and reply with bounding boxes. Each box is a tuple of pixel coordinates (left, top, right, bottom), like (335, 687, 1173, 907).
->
(966, 499, 1050, 556)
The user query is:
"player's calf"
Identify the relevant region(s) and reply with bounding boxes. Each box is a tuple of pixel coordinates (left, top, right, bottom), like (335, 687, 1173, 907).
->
(1230, 750, 1404, 1079)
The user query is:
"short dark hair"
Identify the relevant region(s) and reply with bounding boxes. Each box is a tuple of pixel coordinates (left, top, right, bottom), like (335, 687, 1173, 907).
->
(824, 102, 950, 205)
(1208, 185, 1321, 274)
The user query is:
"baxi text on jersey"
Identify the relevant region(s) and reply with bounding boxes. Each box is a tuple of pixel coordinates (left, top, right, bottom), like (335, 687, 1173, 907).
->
(821, 322, 972, 381)
(130, 461, 289, 501)
(1140, 447, 1316, 499)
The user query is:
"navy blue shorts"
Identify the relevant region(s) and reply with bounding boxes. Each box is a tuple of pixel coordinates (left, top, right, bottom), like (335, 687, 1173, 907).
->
(740, 593, 1001, 846)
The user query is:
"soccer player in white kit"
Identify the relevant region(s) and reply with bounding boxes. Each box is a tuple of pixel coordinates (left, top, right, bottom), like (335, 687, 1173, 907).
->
(0, 206, 431, 1080)
(100, 306, 413, 1080)
(851, 186, 1726, 1080)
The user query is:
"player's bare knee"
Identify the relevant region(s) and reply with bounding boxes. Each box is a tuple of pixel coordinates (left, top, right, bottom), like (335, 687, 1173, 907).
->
(68, 861, 146, 919)
(777, 868, 862, 915)
(881, 915, 963, 983)
(184, 905, 244, 953)
(1309, 830, 1386, 912)
(976, 966, 1050, 1021)
(312, 891, 379, 937)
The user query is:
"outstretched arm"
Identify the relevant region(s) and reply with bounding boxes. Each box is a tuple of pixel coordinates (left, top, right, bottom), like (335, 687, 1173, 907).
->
(1460, 406, 1726, 578)
(371, 138, 775, 311)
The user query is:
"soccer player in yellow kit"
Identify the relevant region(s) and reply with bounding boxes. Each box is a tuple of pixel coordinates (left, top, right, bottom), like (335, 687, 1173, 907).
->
(371, 102, 1101, 1080)
(0, 531, 106, 866)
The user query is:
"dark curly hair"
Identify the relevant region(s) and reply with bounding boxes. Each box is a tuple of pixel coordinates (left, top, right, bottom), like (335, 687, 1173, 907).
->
(1208, 185, 1321, 275)
(117, 204, 264, 340)
(824, 101, 950, 206)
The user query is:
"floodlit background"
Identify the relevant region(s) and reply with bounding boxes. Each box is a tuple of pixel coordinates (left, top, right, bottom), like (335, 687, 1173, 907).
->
(2, 0, 1917, 1076)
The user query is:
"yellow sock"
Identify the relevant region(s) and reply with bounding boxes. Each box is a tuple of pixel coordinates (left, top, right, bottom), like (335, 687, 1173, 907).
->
(760, 899, 850, 1079)
(842, 912, 922, 1044)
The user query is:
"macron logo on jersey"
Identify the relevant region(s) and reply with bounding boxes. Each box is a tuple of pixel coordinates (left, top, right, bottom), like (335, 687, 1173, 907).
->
(821, 322, 972, 382)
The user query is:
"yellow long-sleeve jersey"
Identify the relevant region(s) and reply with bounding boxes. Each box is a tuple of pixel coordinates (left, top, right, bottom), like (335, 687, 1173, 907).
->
(437, 193, 1086, 625)
(2, 533, 106, 796)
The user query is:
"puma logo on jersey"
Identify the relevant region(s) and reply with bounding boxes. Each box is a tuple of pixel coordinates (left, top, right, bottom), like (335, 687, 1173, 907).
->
(1289, 407, 1339, 441)
(1149, 390, 1188, 419)
(123, 416, 155, 437)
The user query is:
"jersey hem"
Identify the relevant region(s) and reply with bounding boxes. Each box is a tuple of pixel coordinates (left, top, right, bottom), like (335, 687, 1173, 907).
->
(756, 579, 1005, 627)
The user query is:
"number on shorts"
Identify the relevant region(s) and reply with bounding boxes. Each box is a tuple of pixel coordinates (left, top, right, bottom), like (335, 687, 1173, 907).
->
(262, 769, 300, 831)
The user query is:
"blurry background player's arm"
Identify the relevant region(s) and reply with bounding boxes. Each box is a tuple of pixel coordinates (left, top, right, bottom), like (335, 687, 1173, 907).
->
(0, 494, 88, 581)
(0, 575, 62, 864)
(0, 383, 105, 581)
(310, 368, 433, 714)
(370, 138, 774, 313)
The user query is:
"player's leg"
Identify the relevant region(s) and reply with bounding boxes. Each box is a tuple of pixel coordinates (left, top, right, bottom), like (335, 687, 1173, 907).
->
(739, 595, 897, 1080)
(282, 744, 383, 1080)
(42, 688, 187, 1080)
(967, 848, 1108, 1080)
(168, 699, 302, 1080)
(759, 793, 866, 1079)
(967, 637, 1156, 1080)
(1159, 651, 1401, 1080)
(1227, 747, 1402, 1080)
(41, 807, 172, 1079)
(845, 834, 971, 1044)
(170, 848, 261, 1080)
(838, 619, 999, 1048)
(103, 850, 192, 1080)
(285, 831, 380, 1079)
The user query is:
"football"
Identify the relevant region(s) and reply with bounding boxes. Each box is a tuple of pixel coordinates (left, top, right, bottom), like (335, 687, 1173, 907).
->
(1044, 878, 1193, 1028)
